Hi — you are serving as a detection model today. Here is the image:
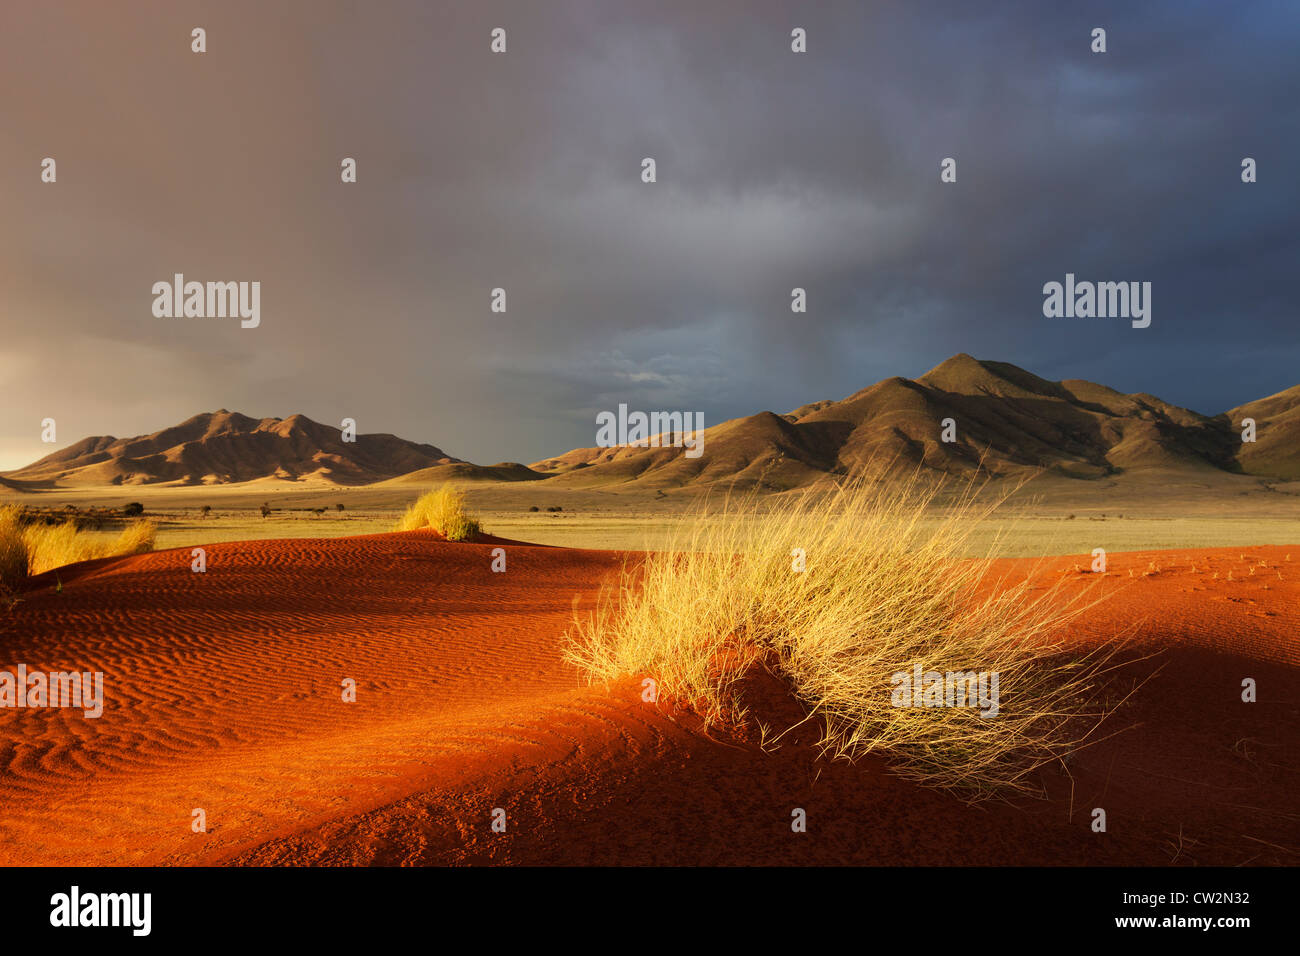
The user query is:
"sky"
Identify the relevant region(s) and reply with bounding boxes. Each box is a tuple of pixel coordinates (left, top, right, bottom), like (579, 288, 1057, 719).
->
(2, 0, 1297, 470)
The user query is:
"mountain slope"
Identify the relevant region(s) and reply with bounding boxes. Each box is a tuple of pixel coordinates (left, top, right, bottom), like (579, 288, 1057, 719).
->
(4, 411, 465, 487)
(531, 354, 1275, 489)
(1225, 384, 1300, 479)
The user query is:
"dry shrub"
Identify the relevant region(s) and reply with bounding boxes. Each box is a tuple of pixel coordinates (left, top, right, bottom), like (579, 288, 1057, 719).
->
(109, 518, 157, 558)
(564, 474, 1124, 799)
(395, 486, 483, 541)
(0, 505, 157, 582)
(0, 507, 28, 589)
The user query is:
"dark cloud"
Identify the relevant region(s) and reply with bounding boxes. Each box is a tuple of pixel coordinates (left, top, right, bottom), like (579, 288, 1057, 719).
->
(2, 0, 1296, 468)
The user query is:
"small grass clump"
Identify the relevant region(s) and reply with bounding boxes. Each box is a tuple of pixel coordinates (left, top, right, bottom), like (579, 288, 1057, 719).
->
(564, 474, 1122, 800)
(105, 519, 158, 561)
(0, 507, 28, 589)
(395, 486, 483, 541)
(0, 505, 157, 586)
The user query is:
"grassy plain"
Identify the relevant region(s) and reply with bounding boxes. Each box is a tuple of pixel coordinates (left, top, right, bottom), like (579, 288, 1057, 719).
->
(1, 470, 1297, 558)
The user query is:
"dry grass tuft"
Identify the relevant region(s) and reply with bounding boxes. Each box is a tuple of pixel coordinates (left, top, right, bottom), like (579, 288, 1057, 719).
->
(0, 505, 157, 584)
(395, 486, 483, 541)
(0, 507, 28, 589)
(564, 474, 1124, 799)
(107, 518, 157, 559)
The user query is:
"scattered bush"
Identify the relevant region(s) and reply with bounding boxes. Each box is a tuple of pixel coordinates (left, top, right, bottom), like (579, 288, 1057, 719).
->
(528, 506, 540, 513)
(395, 486, 483, 541)
(122, 502, 145, 517)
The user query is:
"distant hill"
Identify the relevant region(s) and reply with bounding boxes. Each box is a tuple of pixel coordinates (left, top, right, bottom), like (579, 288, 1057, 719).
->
(5, 357, 1296, 490)
(3, 411, 470, 487)
(373, 461, 545, 486)
(1225, 384, 1300, 479)
(529, 354, 1292, 489)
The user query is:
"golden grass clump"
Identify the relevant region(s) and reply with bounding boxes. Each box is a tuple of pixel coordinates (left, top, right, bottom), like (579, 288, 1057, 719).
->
(0, 507, 28, 589)
(0, 505, 157, 584)
(106, 518, 158, 559)
(395, 486, 483, 541)
(564, 474, 1121, 799)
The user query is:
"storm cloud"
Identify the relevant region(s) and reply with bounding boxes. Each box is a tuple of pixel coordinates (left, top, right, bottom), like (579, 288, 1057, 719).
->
(2, 0, 1296, 468)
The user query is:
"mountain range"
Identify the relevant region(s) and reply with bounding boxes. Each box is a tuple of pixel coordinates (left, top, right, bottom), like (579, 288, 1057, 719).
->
(5, 355, 1297, 490)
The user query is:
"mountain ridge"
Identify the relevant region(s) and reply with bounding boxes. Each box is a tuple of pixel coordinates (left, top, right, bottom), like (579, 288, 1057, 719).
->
(528, 354, 1292, 489)
(5, 410, 464, 487)
(5, 356, 1297, 489)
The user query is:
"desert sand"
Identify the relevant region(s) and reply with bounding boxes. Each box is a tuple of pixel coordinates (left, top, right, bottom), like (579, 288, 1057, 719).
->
(0, 530, 1295, 866)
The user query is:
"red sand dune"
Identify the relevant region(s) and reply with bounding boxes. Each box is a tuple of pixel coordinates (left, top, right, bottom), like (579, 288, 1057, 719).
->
(0, 532, 1296, 866)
